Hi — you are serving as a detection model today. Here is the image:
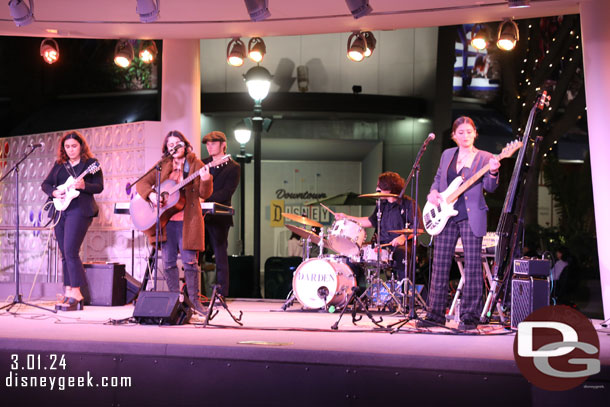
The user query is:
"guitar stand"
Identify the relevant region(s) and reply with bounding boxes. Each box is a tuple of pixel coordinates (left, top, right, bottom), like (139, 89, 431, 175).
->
(200, 285, 243, 327)
(331, 286, 384, 330)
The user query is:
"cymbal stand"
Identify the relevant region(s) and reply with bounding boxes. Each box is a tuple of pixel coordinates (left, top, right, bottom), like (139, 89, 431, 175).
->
(359, 197, 404, 313)
(200, 284, 243, 327)
(331, 286, 384, 330)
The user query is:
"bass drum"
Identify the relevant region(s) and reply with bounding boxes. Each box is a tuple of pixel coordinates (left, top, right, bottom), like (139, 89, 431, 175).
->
(292, 258, 356, 309)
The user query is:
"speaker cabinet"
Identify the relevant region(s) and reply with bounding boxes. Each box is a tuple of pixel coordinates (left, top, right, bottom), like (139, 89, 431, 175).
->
(83, 263, 126, 306)
(228, 255, 259, 298)
(264, 257, 302, 299)
(511, 277, 549, 329)
(132, 291, 191, 325)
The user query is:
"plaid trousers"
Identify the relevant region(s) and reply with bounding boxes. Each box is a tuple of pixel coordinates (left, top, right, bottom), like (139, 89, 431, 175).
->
(427, 219, 483, 321)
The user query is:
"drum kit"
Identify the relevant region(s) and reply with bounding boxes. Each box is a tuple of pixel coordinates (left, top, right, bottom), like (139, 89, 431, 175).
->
(283, 191, 424, 315)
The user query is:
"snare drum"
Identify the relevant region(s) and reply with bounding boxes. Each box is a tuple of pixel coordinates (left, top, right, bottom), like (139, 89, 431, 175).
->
(360, 244, 391, 264)
(327, 219, 366, 257)
(292, 257, 356, 309)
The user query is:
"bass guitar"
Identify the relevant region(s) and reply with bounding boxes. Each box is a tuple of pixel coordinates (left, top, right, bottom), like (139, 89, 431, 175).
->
(130, 154, 230, 235)
(422, 141, 522, 236)
(53, 162, 101, 211)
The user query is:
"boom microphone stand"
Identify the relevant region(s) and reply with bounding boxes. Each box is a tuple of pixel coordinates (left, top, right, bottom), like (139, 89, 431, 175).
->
(0, 144, 56, 314)
(129, 143, 183, 292)
(389, 133, 435, 329)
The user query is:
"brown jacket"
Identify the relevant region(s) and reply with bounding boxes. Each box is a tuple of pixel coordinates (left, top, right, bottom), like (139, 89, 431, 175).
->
(136, 152, 213, 251)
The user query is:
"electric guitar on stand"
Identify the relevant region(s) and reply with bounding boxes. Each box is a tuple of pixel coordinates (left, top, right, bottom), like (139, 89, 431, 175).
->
(130, 154, 230, 236)
(422, 141, 522, 236)
(53, 162, 101, 211)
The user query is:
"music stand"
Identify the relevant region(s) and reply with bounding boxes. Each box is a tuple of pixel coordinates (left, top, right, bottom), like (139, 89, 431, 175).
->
(0, 145, 56, 314)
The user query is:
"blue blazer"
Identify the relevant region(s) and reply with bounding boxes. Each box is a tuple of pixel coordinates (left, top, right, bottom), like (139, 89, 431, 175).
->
(430, 147, 499, 237)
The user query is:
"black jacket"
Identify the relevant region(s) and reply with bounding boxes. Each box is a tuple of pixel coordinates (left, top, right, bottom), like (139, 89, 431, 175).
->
(203, 156, 240, 227)
(41, 158, 104, 217)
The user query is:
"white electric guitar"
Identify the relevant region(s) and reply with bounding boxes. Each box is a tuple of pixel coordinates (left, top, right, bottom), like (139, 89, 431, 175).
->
(53, 162, 101, 211)
(422, 141, 522, 236)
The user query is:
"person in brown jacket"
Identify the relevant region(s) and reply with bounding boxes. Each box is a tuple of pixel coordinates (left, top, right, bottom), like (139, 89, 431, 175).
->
(136, 130, 213, 313)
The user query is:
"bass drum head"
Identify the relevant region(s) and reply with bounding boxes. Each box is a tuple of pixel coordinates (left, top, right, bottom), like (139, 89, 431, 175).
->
(292, 258, 356, 309)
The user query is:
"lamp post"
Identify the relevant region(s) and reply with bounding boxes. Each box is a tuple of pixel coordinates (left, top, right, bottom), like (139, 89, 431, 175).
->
(244, 65, 272, 293)
(234, 121, 252, 256)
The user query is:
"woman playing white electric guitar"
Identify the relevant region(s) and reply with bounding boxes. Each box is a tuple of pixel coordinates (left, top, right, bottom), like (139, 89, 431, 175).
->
(41, 130, 104, 312)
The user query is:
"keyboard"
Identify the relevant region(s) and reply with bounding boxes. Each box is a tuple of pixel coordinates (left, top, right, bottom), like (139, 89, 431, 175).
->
(114, 202, 234, 216)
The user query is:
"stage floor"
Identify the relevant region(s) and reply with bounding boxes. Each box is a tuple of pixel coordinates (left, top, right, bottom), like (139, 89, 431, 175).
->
(1, 298, 609, 406)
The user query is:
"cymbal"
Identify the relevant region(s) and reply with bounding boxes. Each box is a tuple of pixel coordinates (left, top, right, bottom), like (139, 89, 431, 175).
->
(359, 192, 398, 199)
(285, 224, 323, 245)
(282, 212, 322, 228)
(388, 228, 425, 235)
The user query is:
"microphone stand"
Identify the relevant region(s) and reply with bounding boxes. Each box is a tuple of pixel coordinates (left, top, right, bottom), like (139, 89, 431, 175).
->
(389, 134, 434, 329)
(0, 145, 56, 313)
(129, 144, 181, 292)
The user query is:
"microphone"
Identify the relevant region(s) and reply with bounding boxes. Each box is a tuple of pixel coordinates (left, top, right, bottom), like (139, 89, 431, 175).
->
(427, 133, 435, 141)
(29, 142, 45, 149)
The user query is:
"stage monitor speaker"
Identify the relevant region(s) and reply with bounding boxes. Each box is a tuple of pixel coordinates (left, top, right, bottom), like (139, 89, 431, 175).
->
(133, 291, 191, 325)
(83, 263, 126, 306)
(511, 277, 549, 329)
(264, 257, 302, 299)
(124, 273, 141, 304)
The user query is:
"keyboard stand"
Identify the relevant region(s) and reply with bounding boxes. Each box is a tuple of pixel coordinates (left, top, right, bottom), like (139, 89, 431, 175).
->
(447, 253, 506, 323)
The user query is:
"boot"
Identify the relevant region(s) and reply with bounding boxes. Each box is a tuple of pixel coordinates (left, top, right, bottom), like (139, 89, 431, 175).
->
(163, 266, 180, 293)
(185, 270, 206, 314)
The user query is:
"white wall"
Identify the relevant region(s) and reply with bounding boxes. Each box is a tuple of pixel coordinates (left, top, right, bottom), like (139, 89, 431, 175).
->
(0, 122, 163, 284)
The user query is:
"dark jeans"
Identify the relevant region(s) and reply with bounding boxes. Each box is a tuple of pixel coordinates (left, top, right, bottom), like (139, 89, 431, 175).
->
(205, 221, 231, 297)
(162, 221, 200, 296)
(54, 212, 92, 288)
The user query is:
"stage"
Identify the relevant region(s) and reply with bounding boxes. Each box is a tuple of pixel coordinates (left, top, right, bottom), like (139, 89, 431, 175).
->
(0, 298, 608, 406)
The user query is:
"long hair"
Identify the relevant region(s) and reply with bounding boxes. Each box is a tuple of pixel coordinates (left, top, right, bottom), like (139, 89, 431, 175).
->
(162, 130, 193, 156)
(451, 116, 477, 136)
(56, 130, 94, 164)
(377, 171, 405, 195)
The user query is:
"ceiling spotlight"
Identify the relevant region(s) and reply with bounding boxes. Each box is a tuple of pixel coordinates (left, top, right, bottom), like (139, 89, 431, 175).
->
(243, 65, 272, 102)
(136, 0, 160, 23)
(362, 31, 376, 57)
(227, 38, 246, 67)
(40, 38, 59, 64)
(248, 37, 266, 63)
(497, 19, 519, 51)
(8, 0, 34, 27)
(508, 0, 530, 8)
(114, 40, 134, 68)
(347, 32, 367, 62)
(345, 0, 372, 19)
(139, 40, 158, 63)
(470, 24, 488, 50)
(244, 0, 271, 22)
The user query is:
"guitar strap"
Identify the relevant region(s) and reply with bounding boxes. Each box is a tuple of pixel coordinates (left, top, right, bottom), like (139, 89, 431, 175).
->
(63, 162, 78, 178)
(183, 160, 190, 181)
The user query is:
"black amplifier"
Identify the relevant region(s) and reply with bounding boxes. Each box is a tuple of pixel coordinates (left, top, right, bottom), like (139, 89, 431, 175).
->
(513, 258, 551, 277)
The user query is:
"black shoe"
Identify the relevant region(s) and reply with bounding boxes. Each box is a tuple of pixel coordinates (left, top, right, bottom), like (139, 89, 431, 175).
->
(415, 317, 444, 328)
(458, 319, 479, 330)
(58, 297, 84, 311)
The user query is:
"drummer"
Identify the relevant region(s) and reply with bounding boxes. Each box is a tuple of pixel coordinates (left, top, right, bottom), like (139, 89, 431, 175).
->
(334, 172, 418, 280)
